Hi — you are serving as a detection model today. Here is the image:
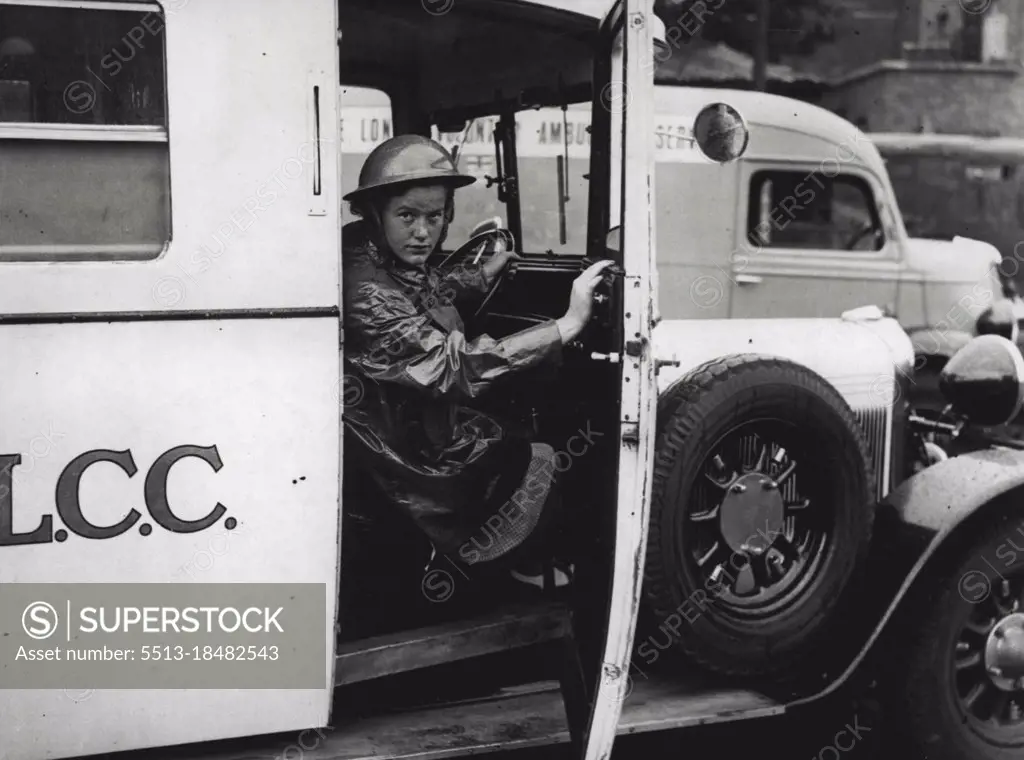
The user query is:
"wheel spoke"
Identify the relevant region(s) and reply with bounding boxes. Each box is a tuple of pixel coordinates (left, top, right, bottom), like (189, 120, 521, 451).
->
(690, 503, 721, 523)
(703, 471, 736, 491)
(964, 681, 988, 711)
(772, 536, 801, 564)
(696, 541, 724, 568)
(995, 591, 1018, 617)
(704, 455, 737, 490)
(754, 444, 768, 473)
(955, 651, 983, 671)
(775, 460, 797, 485)
(965, 617, 997, 636)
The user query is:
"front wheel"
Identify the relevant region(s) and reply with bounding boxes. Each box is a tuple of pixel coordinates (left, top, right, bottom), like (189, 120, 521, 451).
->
(890, 515, 1024, 760)
(643, 354, 875, 683)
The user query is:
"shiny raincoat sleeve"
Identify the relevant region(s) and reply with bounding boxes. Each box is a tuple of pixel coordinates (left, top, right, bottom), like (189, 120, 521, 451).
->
(437, 260, 490, 300)
(348, 280, 562, 400)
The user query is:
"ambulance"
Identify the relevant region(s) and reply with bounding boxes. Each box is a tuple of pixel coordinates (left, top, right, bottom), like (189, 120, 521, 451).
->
(1, 2, 1024, 760)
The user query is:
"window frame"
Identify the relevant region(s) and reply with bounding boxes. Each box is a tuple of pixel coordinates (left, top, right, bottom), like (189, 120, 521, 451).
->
(0, 0, 171, 261)
(743, 165, 890, 259)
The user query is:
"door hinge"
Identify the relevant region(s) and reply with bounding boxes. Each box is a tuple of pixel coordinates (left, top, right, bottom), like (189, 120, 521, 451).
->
(624, 339, 644, 358)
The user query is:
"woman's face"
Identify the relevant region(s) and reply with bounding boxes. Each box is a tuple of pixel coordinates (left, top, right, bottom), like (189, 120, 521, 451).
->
(380, 185, 448, 267)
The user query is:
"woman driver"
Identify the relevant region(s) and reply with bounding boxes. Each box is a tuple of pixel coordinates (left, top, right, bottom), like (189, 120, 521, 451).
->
(342, 134, 612, 590)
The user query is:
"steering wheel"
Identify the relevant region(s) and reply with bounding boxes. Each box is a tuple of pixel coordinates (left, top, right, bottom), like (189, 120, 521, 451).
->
(436, 228, 516, 322)
(844, 222, 880, 250)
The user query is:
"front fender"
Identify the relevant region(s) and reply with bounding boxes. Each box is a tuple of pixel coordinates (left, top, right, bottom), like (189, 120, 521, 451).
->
(907, 326, 973, 362)
(789, 447, 1024, 707)
(888, 446, 1024, 531)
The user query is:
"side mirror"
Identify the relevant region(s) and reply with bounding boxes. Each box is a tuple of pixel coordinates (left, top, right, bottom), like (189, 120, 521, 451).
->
(693, 103, 749, 163)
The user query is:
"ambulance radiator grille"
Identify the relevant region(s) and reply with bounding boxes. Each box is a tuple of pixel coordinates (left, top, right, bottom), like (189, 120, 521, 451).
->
(854, 405, 890, 502)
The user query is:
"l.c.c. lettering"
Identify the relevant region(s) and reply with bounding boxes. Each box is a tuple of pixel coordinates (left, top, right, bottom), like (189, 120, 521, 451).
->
(0, 444, 229, 547)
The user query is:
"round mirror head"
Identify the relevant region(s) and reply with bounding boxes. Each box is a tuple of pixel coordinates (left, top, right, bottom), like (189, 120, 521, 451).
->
(693, 103, 749, 163)
(939, 334, 1024, 426)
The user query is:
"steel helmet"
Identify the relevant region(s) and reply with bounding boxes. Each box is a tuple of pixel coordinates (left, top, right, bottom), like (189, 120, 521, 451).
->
(343, 134, 476, 202)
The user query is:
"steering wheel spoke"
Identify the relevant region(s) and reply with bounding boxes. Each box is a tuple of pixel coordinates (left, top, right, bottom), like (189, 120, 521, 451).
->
(435, 228, 516, 325)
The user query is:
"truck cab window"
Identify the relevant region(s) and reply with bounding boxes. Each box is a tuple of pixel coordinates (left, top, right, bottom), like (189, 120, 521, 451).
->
(0, 1, 169, 260)
(748, 170, 884, 252)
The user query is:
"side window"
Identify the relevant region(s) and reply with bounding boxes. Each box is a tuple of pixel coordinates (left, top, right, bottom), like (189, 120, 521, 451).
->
(340, 85, 392, 226)
(747, 170, 884, 252)
(0, 1, 170, 259)
(513, 106, 590, 255)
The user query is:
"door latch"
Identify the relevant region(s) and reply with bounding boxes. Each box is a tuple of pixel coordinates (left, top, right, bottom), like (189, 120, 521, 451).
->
(654, 352, 681, 373)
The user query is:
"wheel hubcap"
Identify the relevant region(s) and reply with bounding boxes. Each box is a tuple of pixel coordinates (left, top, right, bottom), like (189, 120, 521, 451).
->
(986, 613, 1024, 690)
(719, 472, 785, 555)
(683, 424, 831, 618)
(954, 575, 1024, 736)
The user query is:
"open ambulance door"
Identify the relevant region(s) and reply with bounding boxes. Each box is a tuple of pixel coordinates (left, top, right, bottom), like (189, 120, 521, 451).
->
(576, 0, 659, 758)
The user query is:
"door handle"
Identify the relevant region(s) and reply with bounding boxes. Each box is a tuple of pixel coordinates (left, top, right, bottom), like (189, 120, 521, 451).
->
(735, 274, 762, 285)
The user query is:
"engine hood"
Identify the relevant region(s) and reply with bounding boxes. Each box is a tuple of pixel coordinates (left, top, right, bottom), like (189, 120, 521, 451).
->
(903, 236, 1002, 286)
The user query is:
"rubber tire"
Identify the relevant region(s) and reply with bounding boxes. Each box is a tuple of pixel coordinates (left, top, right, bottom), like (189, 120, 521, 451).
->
(644, 354, 875, 680)
(887, 515, 1024, 760)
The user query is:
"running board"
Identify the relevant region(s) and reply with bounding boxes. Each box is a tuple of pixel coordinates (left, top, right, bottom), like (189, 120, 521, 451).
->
(171, 676, 782, 760)
(315, 678, 781, 759)
(315, 680, 778, 757)
(335, 602, 572, 685)
(618, 673, 784, 733)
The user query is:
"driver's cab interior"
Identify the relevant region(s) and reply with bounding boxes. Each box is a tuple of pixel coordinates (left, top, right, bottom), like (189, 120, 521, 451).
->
(334, 0, 626, 734)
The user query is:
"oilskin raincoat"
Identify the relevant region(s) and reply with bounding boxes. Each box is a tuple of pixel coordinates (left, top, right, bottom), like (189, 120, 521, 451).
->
(342, 219, 564, 561)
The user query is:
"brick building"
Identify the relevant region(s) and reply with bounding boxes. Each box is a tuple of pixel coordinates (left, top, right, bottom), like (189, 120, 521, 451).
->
(810, 0, 1024, 136)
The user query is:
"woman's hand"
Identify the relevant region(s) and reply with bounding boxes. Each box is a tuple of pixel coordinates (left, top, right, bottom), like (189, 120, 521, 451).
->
(481, 248, 521, 281)
(557, 259, 616, 344)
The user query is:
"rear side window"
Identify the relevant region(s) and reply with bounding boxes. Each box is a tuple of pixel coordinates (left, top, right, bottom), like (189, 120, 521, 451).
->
(0, 1, 170, 260)
(747, 170, 885, 252)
